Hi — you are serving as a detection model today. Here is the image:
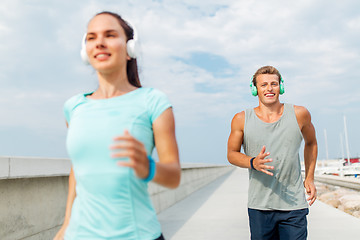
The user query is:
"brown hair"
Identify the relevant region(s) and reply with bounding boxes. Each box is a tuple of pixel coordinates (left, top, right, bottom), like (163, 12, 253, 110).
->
(252, 66, 281, 86)
(94, 11, 141, 88)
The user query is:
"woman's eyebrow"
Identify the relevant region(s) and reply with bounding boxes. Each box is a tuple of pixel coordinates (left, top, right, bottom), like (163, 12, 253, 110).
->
(87, 29, 118, 35)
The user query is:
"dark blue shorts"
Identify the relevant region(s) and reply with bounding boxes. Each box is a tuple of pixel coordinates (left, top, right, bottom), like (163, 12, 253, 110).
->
(155, 233, 165, 240)
(248, 208, 309, 240)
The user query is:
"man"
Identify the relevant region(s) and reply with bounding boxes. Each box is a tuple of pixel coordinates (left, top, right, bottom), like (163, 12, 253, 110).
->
(227, 66, 317, 240)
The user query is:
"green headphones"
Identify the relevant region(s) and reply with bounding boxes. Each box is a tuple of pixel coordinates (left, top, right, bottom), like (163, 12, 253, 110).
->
(250, 76, 285, 96)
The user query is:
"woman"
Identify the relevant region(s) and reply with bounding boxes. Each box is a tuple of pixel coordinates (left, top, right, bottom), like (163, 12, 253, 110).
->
(54, 11, 180, 240)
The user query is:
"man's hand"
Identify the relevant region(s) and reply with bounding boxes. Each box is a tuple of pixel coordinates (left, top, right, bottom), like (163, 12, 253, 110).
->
(253, 146, 274, 176)
(304, 178, 317, 206)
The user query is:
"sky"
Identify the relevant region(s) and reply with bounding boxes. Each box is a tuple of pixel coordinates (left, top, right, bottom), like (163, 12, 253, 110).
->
(0, 0, 359, 165)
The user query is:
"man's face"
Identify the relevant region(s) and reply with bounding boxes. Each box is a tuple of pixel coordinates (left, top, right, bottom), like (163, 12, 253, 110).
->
(256, 74, 280, 105)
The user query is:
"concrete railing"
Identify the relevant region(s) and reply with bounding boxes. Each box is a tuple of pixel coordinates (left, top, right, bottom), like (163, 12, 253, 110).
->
(0, 157, 71, 240)
(314, 174, 360, 191)
(0, 157, 234, 240)
(149, 163, 233, 213)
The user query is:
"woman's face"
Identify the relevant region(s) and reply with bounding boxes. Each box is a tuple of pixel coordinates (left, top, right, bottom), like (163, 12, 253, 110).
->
(86, 14, 129, 73)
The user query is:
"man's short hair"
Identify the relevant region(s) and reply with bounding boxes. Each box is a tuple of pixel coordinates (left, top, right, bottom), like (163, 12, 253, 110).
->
(252, 66, 282, 86)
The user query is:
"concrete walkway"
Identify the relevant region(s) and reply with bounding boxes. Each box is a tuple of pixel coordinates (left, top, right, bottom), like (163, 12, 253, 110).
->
(158, 168, 360, 239)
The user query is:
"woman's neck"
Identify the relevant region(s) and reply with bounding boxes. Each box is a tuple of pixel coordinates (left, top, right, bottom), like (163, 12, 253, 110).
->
(91, 70, 137, 99)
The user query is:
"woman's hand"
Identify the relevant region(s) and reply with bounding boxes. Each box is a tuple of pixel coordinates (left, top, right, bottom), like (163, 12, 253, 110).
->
(110, 130, 150, 179)
(53, 222, 68, 240)
(110, 108, 180, 188)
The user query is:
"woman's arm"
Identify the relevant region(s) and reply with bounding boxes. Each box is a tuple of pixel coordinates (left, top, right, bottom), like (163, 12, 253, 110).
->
(152, 108, 180, 188)
(53, 167, 76, 240)
(112, 108, 180, 188)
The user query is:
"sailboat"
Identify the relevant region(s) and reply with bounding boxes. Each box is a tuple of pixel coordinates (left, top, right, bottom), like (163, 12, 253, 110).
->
(320, 116, 360, 178)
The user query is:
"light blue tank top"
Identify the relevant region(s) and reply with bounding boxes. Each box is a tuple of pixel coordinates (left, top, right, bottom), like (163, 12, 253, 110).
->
(63, 88, 171, 240)
(243, 104, 308, 210)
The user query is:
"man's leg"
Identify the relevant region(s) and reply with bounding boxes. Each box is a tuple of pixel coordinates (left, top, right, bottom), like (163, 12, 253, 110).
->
(248, 208, 279, 240)
(277, 208, 309, 240)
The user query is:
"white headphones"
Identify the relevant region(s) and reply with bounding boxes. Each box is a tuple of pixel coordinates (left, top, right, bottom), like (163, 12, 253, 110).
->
(80, 20, 139, 64)
(80, 34, 89, 64)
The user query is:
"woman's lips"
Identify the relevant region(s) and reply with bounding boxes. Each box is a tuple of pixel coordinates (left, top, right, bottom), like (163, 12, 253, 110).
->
(95, 53, 111, 60)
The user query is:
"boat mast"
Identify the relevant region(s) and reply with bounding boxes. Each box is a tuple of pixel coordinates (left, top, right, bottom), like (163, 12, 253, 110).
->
(343, 115, 351, 166)
(340, 132, 344, 177)
(324, 129, 329, 168)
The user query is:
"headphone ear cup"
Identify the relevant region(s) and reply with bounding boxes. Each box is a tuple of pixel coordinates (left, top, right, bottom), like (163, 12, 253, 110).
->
(126, 39, 138, 59)
(279, 77, 285, 95)
(250, 81, 258, 96)
(125, 20, 139, 59)
(80, 34, 90, 64)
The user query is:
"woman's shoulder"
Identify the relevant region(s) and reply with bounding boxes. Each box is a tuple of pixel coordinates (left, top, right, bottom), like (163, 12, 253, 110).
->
(65, 93, 84, 104)
(137, 87, 169, 101)
(64, 93, 88, 111)
(63, 93, 87, 122)
(139, 87, 172, 118)
(138, 87, 166, 95)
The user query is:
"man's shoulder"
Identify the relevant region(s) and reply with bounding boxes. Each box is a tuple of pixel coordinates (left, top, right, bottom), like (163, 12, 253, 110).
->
(293, 105, 310, 117)
(234, 110, 246, 118)
(292, 105, 312, 128)
(234, 106, 255, 118)
(231, 111, 246, 130)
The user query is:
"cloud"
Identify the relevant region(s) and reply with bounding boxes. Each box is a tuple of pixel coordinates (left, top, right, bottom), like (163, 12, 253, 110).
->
(0, 0, 359, 160)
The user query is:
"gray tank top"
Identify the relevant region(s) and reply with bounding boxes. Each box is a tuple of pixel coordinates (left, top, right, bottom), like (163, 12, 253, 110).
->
(244, 103, 308, 210)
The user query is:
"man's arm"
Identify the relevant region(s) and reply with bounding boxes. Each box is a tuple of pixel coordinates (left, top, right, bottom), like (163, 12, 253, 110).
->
(227, 112, 274, 176)
(295, 106, 318, 206)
